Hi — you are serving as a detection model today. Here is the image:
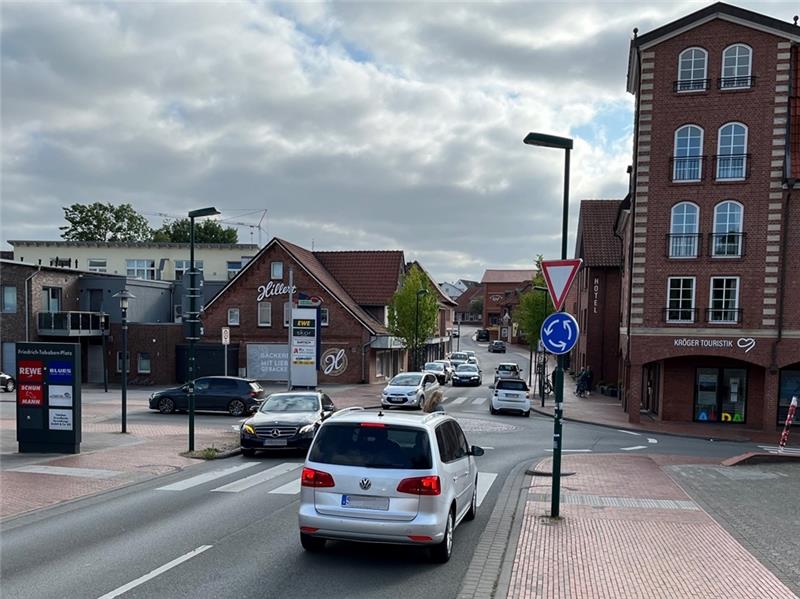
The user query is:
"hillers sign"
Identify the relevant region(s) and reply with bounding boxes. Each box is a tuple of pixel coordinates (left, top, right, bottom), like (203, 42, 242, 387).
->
(257, 281, 297, 301)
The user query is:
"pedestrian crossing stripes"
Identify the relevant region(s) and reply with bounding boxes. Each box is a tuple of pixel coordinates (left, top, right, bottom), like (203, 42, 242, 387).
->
(450, 397, 468, 405)
(156, 462, 259, 492)
(758, 445, 800, 455)
(270, 479, 301, 495)
(211, 462, 301, 493)
(471, 398, 486, 406)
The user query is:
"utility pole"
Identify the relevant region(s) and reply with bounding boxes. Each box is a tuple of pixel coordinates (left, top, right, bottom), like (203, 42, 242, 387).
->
(287, 267, 294, 390)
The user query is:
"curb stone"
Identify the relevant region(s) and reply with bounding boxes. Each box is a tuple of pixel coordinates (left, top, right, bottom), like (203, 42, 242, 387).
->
(457, 458, 533, 599)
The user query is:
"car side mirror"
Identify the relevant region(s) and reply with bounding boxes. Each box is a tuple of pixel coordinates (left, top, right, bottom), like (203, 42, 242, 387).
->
(471, 446, 485, 457)
(249, 405, 259, 414)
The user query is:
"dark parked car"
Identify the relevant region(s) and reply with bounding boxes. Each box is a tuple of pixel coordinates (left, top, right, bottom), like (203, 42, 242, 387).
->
(488, 340, 506, 353)
(240, 391, 336, 455)
(476, 329, 490, 342)
(424, 362, 450, 384)
(0, 372, 15, 392)
(149, 376, 265, 416)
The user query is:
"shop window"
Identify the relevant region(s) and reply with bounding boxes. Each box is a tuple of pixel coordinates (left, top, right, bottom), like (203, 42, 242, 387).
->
(258, 301, 272, 327)
(778, 370, 800, 425)
(2, 286, 17, 313)
(138, 352, 151, 374)
(271, 262, 283, 280)
(694, 367, 746, 423)
(228, 308, 240, 326)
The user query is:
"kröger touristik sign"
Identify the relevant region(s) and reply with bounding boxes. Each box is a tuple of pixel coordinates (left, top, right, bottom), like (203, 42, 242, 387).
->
(673, 337, 756, 353)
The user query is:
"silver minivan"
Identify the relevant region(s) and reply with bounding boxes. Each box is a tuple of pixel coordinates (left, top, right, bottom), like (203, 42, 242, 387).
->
(297, 409, 484, 562)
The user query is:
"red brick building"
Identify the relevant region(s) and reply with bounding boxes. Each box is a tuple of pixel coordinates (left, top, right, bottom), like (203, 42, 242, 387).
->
(571, 200, 622, 388)
(454, 285, 483, 324)
(480, 269, 537, 340)
(619, 3, 800, 430)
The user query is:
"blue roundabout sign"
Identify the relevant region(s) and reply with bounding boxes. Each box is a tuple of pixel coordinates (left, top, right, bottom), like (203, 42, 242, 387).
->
(540, 312, 580, 355)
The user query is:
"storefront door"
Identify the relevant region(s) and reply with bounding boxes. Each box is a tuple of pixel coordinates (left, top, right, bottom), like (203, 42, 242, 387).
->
(694, 367, 746, 423)
(643, 363, 660, 415)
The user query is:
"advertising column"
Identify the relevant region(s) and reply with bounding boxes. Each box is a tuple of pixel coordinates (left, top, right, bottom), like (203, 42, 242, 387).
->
(291, 308, 318, 388)
(16, 342, 82, 453)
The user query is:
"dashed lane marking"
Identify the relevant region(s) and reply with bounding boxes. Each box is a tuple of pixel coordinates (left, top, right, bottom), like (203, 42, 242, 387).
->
(647, 438, 658, 444)
(620, 445, 648, 451)
(476, 473, 497, 507)
(156, 462, 259, 492)
(211, 463, 301, 493)
(617, 429, 641, 436)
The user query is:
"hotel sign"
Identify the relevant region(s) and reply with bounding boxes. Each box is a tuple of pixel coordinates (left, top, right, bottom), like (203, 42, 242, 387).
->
(673, 337, 756, 353)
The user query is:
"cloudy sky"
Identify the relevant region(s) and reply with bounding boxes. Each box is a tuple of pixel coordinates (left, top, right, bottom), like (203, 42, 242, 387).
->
(1, 1, 795, 282)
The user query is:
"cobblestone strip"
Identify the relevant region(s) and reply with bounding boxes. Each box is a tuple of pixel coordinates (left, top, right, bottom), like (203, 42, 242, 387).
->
(457, 459, 532, 599)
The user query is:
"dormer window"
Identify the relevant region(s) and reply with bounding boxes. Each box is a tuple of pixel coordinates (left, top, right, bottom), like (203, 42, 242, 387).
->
(675, 47, 708, 92)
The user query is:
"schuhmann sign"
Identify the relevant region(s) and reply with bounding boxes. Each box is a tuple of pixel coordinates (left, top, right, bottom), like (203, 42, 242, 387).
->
(673, 337, 756, 353)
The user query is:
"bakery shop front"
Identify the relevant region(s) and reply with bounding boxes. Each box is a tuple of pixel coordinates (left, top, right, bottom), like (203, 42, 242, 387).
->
(201, 237, 408, 385)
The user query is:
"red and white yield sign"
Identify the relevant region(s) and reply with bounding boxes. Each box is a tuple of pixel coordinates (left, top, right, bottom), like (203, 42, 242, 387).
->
(541, 259, 583, 311)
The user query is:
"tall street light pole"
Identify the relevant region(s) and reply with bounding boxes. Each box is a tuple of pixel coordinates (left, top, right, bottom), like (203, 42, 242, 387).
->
(187, 206, 220, 452)
(533, 285, 550, 404)
(524, 131, 572, 519)
(414, 288, 428, 371)
(113, 289, 134, 434)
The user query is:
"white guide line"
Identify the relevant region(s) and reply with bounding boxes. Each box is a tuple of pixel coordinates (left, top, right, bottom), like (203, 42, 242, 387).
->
(270, 479, 301, 495)
(545, 449, 592, 453)
(9, 465, 123, 479)
(647, 438, 658, 445)
(758, 445, 800, 455)
(476, 473, 497, 507)
(212, 463, 301, 493)
(156, 462, 259, 491)
(450, 397, 468, 405)
(620, 445, 647, 451)
(471, 398, 487, 406)
(96, 545, 212, 599)
(617, 429, 641, 436)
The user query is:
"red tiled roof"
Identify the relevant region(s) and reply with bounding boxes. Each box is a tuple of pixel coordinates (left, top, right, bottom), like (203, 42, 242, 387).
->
(575, 200, 622, 268)
(314, 250, 404, 305)
(480, 269, 536, 284)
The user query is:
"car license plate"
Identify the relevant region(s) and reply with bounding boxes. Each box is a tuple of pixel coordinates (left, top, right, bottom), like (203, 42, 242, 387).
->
(262, 439, 287, 447)
(341, 494, 390, 510)
(388, 397, 405, 404)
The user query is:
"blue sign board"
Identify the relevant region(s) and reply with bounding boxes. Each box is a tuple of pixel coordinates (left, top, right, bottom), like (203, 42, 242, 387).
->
(540, 312, 580, 355)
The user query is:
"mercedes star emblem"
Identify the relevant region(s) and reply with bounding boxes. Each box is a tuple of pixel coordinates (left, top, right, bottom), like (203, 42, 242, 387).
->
(359, 478, 372, 491)
(270, 429, 281, 438)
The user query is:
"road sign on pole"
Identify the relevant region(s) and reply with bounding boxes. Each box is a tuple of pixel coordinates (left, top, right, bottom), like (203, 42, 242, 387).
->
(221, 327, 230, 376)
(540, 312, 580, 355)
(541, 259, 582, 311)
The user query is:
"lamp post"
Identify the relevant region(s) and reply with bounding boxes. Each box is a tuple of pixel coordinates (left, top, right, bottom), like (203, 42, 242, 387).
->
(414, 288, 429, 371)
(113, 289, 135, 434)
(524, 131, 572, 519)
(532, 285, 550, 403)
(187, 206, 220, 452)
(456, 319, 461, 352)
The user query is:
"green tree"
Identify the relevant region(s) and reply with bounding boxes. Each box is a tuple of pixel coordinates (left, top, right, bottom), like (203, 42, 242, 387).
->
(388, 265, 440, 370)
(152, 218, 237, 243)
(60, 202, 152, 241)
(468, 296, 483, 315)
(513, 255, 554, 348)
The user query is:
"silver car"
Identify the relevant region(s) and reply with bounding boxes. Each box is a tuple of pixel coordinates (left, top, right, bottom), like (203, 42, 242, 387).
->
(381, 372, 440, 409)
(297, 408, 484, 562)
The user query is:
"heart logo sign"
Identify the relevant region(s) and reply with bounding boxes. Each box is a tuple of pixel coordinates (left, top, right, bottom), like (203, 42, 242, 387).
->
(737, 338, 756, 353)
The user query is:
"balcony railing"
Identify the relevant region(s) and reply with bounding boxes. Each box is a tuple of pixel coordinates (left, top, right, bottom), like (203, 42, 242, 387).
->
(674, 78, 710, 92)
(705, 307, 742, 324)
(37, 311, 109, 336)
(663, 307, 698, 323)
(714, 154, 749, 180)
(718, 76, 756, 90)
(666, 233, 701, 258)
(709, 232, 746, 258)
(670, 156, 706, 182)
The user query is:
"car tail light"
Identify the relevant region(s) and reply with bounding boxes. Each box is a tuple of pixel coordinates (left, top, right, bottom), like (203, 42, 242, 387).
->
(360, 422, 386, 428)
(397, 475, 441, 496)
(301, 467, 335, 488)
(300, 527, 319, 533)
(250, 391, 258, 398)
(408, 535, 432, 542)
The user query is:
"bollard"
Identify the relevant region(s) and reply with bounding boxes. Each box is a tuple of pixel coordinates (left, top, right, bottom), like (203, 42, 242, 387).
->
(778, 396, 797, 452)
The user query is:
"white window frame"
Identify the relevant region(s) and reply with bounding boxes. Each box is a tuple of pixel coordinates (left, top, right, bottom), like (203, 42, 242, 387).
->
(673, 125, 704, 181)
(677, 47, 708, 92)
(126, 259, 156, 280)
(227, 307, 240, 326)
(174, 259, 203, 279)
(712, 201, 744, 258)
(720, 44, 752, 89)
(669, 202, 700, 258)
(716, 123, 748, 181)
(138, 352, 151, 374)
(227, 261, 242, 280)
(258, 301, 272, 327)
(271, 262, 284, 280)
(708, 277, 740, 324)
(87, 258, 107, 273)
(320, 307, 329, 327)
(665, 277, 696, 323)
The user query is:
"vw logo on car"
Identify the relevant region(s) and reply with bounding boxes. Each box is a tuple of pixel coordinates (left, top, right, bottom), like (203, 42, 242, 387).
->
(359, 478, 371, 491)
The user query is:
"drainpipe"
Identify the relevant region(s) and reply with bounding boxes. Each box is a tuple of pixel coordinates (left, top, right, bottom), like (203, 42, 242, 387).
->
(771, 178, 795, 371)
(24, 268, 40, 341)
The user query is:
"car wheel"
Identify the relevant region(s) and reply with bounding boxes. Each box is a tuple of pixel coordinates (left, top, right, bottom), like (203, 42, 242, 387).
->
(241, 447, 256, 457)
(228, 399, 246, 417)
(524, 410, 531, 418)
(5, 379, 15, 392)
(300, 532, 326, 552)
(490, 406, 498, 415)
(430, 509, 454, 563)
(465, 477, 478, 521)
(158, 397, 175, 414)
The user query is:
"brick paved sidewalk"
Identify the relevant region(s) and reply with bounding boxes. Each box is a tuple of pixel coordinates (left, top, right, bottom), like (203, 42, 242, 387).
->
(507, 454, 798, 599)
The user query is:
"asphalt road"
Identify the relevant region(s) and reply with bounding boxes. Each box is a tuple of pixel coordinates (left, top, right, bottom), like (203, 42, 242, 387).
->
(1, 332, 763, 599)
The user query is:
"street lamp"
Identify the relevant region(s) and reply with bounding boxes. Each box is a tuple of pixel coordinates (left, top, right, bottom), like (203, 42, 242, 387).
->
(112, 288, 135, 434)
(414, 288, 429, 371)
(187, 206, 220, 452)
(532, 285, 549, 404)
(524, 131, 572, 519)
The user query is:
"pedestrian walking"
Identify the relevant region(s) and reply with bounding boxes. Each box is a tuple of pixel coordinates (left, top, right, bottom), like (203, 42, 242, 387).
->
(585, 366, 594, 396)
(575, 367, 587, 397)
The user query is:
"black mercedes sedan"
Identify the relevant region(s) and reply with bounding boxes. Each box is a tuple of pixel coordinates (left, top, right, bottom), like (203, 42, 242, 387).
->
(240, 391, 337, 456)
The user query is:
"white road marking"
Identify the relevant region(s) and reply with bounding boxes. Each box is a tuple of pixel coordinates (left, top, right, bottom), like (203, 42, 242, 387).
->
(617, 429, 641, 436)
(471, 398, 486, 406)
(96, 545, 213, 599)
(270, 479, 301, 495)
(620, 445, 647, 451)
(156, 463, 259, 491)
(451, 397, 468, 405)
(545, 449, 592, 453)
(9, 465, 123, 479)
(758, 445, 800, 455)
(476, 472, 497, 507)
(211, 463, 302, 493)
(647, 438, 658, 444)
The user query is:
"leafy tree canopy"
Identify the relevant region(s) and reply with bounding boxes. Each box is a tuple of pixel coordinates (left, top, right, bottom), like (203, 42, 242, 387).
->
(152, 218, 237, 243)
(388, 265, 440, 362)
(60, 202, 152, 242)
(468, 296, 483, 315)
(513, 255, 555, 348)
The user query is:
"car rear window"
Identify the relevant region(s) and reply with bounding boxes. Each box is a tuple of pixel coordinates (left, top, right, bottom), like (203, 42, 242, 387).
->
(497, 380, 528, 391)
(450, 353, 467, 360)
(497, 364, 517, 372)
(309, 423, 432, 469)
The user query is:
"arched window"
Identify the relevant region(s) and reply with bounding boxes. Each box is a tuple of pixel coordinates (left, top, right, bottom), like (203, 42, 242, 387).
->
(716, 123, 748, 180)
(712, 201, 743, 257)
(669, 202, 699, 257)
(673, 125, 703, 181)
(721, 44, 752, 88)
(677, 47, 708, 91)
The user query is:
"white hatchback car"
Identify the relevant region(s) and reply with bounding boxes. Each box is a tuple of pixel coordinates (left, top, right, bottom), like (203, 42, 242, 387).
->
(297, 408, 484, 563)
(381, 372, 440, 409)
(490, 378, 531, 417)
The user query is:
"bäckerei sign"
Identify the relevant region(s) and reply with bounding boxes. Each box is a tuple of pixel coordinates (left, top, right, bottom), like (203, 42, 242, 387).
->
(257, 281, 297, 301)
